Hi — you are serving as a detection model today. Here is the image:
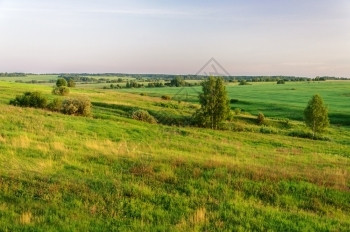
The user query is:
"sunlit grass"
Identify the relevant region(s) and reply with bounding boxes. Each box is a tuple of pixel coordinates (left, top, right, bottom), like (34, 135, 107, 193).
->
(0, 81, 349, 231)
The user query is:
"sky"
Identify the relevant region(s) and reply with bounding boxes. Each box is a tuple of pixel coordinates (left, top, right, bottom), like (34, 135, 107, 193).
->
(0, 0, 349, 77)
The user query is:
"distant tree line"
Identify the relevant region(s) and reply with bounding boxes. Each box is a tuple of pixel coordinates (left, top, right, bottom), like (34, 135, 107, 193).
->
(0, 73, 26, 77)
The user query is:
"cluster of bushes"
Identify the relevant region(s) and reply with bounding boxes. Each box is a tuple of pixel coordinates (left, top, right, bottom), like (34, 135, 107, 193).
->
(277, 80, 286, 84)
(148, 81, 164, 88)
(126, 81, 144, 88)
(10, 91, 91, 117)
(52, 78, 75, 96)
(10, 92, 47, 108)
(52, 86, 70, 96)
(239, 80, 251, 85)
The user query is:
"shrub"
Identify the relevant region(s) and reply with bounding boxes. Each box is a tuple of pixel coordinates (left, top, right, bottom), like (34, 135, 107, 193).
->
(277, 80, 285, 84)
(52, 86, 70, 96)
(226, 110, 235, 121)
(230, 99, 239, 104)
(257, 112, 265, 125)
(61, 97, 91, 116)
(10, 92, 47, 108)
(234, 108, 241, 115)
(131, 110, 157, 124)
(47, 98, 63, 112)
(67, 79, 76, 87)
(239, 80, 250, 85)
(56, 78, 67, 87)
(161, 95, 171, 100)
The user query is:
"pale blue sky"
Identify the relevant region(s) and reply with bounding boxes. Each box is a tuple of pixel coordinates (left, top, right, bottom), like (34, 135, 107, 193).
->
(0, 0, 349, 77)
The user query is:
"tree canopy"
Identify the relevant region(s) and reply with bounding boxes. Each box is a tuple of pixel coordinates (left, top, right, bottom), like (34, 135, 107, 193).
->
(304, 94, 329, 137)
(194, 76, 230, 129)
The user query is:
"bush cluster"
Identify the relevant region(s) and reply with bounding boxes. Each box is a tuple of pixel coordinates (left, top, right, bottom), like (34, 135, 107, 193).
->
(61, 97, 91, 116)
(10, 92, 47, 108)
(52, 86, 70, 96)
(10, 91, 91, 117)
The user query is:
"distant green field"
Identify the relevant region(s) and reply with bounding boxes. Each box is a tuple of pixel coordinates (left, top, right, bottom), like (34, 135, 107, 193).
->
(0, 80, 349, 231)
(0, 74, 59, 82)
(118, 81, 350, 125)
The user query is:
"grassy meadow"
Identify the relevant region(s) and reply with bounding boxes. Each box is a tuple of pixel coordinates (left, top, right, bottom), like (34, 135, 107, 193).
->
(0, 78, 349, 231)
(119, 81, 350, 125)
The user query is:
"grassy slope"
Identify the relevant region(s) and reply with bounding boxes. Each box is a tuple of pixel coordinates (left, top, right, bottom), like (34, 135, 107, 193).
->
(0, 82, 349, 231)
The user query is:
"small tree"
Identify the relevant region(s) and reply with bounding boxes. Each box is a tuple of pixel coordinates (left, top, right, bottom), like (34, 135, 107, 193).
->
(194, 76, 230, 129)
(304, 94, 329, 137)
(56, 78, 67, 87)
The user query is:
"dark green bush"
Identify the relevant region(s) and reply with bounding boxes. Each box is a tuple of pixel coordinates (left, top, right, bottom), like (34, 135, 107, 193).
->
(132, 110, 157, 124)
(239, 80, 250, 85)
(277, 80, 286, 84)
(230, 99, 239, 103)
(10, 92, 47, 108)
(56, 78, 67, 87)
(61, 97, 91, 116)
(52, 86, 70, 96)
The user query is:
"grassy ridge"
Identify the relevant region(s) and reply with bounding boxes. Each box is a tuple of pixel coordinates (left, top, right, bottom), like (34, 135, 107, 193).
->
(0, 81, 349, 231)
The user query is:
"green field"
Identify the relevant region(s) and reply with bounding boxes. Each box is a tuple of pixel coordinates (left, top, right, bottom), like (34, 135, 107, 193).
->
(0, 78, 349, 231)
(119, 81, 350, 125)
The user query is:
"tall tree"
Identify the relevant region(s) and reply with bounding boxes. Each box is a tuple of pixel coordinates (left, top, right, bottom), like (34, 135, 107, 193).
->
(304, 94, 329, 137)
(194, 76, 230, 129)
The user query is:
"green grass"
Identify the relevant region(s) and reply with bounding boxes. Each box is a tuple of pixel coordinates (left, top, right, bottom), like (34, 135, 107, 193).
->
(119, 81, 350, 125)
(0, 81, 349, 231)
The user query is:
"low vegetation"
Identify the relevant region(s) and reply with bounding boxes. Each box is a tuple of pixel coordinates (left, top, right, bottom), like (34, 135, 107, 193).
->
(61, 97, 91, 116)
(9, 91, 47, 108)
(0, 77, 349, 231)
(131, 109, 157, 124)
(52, 86, 70, 96)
